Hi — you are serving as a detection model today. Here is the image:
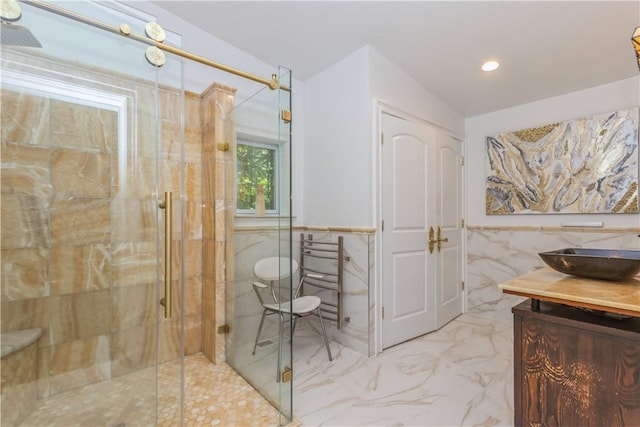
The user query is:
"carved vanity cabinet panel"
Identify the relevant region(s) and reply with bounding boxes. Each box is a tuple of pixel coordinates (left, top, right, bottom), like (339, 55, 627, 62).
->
(513, 300, 640, 427)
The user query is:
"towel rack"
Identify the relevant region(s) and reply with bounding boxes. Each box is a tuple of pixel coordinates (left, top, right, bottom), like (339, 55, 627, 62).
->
(299, 233, 344, 329)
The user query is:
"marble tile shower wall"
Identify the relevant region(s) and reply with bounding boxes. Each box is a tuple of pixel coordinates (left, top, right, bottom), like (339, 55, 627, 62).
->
(466, 226, 640, 320)
(0, 51, 203, 399)
(231, 228, 374, 357)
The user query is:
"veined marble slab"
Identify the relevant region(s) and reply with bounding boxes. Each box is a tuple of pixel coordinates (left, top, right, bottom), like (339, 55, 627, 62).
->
(499, 267, 640, 316)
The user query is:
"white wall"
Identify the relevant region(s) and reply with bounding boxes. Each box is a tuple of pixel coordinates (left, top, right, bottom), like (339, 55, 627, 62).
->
(369, 48, 464, 135)
(465, 76, 640, 228)
(303, 45, 465, 227)
(303, 46, 371, 226)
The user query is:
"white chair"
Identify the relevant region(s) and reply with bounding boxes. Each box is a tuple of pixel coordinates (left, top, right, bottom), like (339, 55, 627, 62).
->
(251, 257, 333, 363)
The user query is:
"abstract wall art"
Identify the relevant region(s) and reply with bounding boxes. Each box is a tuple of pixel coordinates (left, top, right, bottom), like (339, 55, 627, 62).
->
(486, 108, 639, 215)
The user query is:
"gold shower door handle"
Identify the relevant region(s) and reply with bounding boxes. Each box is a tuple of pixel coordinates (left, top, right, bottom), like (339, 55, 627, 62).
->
(428, 226, 437, 254)
(159, 192, 172, 318)
(437, 226, 448, 252)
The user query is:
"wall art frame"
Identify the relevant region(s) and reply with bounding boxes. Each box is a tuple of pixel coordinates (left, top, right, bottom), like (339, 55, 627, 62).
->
(485, 107, 639, 215)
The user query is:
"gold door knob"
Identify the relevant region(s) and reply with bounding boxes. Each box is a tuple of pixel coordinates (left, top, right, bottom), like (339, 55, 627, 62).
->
(428, 226, 437, 254)
(437, 226, 448, 252)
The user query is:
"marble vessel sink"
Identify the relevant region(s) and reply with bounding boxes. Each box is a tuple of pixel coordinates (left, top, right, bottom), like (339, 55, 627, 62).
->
(538, 248, 640, 281)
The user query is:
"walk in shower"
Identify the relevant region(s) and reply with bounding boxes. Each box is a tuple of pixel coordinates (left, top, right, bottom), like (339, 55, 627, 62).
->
(0, 0, 293, 425)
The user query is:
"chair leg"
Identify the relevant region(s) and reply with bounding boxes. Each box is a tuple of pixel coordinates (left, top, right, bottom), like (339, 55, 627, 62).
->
(252, 309, 267, 355)
(316, 308, 333, 361)
(291, 317, 298, 343)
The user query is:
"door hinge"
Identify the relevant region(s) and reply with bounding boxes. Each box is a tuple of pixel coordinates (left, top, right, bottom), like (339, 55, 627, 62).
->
(382, 307, 385, 319)
(281, 109, 291, 124)
(460, 156, 464, 166)
(461, 281, 465, 290)
(461, 218, 465, 228)
(217, 324, 230, 334)
(281, 366, 292, 383)
(381, 133, 384, 145)
(381, 220, 384, 232)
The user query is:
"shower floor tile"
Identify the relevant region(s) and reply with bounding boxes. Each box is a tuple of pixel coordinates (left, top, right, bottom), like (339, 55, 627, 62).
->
(19, 353, 283, 427)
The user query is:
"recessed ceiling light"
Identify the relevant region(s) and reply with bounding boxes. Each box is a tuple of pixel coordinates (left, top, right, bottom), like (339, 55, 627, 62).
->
(482, 61, 500, 72)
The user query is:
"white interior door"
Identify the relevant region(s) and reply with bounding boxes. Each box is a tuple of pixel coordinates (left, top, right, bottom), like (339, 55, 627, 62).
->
(381, 113, 463, 349)
(381, 113, 436, 349)
(435, 133, 463, 328)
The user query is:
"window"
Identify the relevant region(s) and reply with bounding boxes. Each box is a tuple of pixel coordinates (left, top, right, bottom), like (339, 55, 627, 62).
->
(236, 138, 279, 214)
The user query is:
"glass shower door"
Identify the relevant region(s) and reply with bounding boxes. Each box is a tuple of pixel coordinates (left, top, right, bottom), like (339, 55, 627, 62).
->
(226, 67, 293, 424)
(0, 1, 185, 425)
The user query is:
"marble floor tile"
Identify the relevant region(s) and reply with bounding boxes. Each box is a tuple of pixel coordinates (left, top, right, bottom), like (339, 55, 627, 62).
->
(292, 311, 515, 427)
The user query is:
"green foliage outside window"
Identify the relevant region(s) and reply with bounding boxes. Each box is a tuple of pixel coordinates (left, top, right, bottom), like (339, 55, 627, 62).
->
(236, 141, 277, 212)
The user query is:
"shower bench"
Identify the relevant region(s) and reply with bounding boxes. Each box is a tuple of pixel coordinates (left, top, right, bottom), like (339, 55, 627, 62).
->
(1, 328, 43, 427)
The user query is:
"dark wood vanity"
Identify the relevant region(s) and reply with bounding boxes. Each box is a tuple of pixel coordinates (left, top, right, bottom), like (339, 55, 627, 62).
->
(500, 268, 640, 426)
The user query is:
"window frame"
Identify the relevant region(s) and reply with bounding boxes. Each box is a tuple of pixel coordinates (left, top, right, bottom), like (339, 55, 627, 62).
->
(235, 135, 281, 216)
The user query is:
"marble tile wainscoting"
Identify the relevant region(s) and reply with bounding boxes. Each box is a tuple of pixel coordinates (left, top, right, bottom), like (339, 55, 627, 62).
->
(294, 228, 376, 357)
(466, 225, 640, 321)
(231, 226, 375, 360)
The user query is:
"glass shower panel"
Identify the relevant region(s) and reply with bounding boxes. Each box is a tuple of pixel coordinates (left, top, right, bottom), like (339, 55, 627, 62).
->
(276, 66, 294, 423)
(0, 1, 184, 425)
(151, 23, 186, 427)
(226, 69, 294, 423)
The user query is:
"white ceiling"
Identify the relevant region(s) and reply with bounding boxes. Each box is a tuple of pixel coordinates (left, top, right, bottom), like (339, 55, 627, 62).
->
(152, 1, 640, 117)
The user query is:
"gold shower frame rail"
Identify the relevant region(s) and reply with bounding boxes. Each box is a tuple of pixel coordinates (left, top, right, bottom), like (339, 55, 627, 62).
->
(21, 0, 288, 90)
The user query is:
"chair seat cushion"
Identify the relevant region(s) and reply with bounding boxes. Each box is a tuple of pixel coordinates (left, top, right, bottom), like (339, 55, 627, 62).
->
(264, 295, 321, 315)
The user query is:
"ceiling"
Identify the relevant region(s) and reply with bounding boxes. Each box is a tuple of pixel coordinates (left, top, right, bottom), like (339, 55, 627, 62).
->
(152, 1, 640, 117)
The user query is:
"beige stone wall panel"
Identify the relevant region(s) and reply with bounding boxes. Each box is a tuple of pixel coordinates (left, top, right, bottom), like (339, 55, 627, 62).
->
(1, 247, 49, 301)
(1, 142, 51, 197)
(183, 314, 201, 356)
(111, 154, 156, 200)
(111, 283, 156, 331)
(48, 290, 111, 345)
(110, 325, 155, 378)
(111, 199, 156, 243)
(0, 297, 50, 345)
(201, 160, 215, 202)
(1, 90, 51, 146)
(50, 244, 110, 295)
(182, 276, 202, 318)
(185, 162, 201, 201)
(47, 334, 110, 377)
(184, 200, 202, 240)
(158, 318, 181, 363)
(202, 240, 216, 279)
(184, 125, 202, 164)
(1, 194, 49, 248)
(50, 199, 110, 246)
(51, 149, 111, 199)
(111, 241, 157, 288)
(49, 100, 117, 153)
